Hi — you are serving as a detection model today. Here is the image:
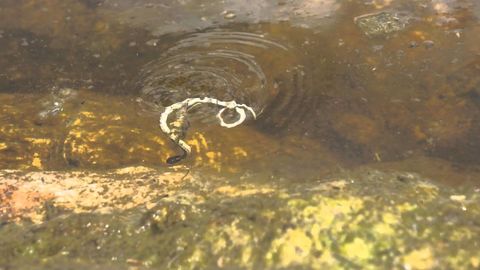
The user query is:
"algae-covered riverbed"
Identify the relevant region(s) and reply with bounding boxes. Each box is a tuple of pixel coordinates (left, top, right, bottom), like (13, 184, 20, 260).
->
(1, 0, 480, 269)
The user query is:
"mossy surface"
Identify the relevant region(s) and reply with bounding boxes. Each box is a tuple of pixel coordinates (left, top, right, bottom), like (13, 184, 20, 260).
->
(1, 168, 479, 269)
(1, 1, 480, 269)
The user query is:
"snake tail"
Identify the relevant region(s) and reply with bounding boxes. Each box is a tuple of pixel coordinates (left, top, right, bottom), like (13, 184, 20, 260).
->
(166, 150, 188, 165)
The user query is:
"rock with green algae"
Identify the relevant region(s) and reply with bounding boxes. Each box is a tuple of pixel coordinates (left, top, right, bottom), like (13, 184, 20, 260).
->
(0, 168, 479, 270)
(0, 90, 337, 173)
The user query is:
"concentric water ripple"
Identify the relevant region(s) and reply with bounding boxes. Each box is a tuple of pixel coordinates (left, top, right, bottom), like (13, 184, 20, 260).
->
(137, 29, 313, 129)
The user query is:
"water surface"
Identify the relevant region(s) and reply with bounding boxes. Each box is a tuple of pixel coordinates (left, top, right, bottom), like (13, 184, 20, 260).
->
(0, 0, 479, 186)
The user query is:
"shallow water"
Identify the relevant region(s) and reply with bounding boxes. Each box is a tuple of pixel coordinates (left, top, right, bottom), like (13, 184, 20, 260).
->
(1, 0, 480, 186)
(2, 1, 480, 269)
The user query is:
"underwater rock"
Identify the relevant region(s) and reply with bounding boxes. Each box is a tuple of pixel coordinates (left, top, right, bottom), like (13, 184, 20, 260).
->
(0, 0, 124, 53)
(419, 95, 477, 145)
(0, 90, 337, 172)
(364, 155, 480, 186)
(331, 113, 382, 145)
(0, 0, 146, 94)
(354, 11, 410, 37)
(447, 56, 480, 98)
(0, 167, 479, 269)
(410, 57, 480, 164)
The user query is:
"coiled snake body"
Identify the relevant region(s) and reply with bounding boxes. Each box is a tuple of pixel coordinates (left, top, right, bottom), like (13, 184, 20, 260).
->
(159, 97, 256, 164)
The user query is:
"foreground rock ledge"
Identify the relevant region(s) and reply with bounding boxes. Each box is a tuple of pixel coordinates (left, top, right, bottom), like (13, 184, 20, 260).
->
(1, 167, 479, 270)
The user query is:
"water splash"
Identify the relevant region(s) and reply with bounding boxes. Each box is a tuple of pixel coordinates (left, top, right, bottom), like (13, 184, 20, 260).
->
(137, 30, 291, 124)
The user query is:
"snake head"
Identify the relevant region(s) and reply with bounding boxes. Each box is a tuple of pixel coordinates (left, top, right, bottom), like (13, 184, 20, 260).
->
(166, 155, 185, 165)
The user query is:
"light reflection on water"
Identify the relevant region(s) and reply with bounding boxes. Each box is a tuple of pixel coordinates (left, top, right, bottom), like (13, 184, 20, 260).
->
(0, 0, 479, 186)
(99, 0, 340, 36)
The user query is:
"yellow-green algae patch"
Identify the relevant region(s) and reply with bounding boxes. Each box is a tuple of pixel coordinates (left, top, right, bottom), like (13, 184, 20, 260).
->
(1, 168, 479, 269)
(403, 247, 436, 270)
(0, 90, 332, 173)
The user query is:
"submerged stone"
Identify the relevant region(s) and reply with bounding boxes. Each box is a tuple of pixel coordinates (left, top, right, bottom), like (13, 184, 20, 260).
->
(354, 11, 409, 37)
(0, 90, 337, 173)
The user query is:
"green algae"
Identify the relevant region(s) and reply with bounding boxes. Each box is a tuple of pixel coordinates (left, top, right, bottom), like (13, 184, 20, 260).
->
(0, 1, 480, 269)
(1, 169, 479, 269)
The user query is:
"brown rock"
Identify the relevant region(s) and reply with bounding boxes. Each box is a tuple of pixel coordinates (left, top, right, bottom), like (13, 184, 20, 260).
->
(332, 113, 381, 145)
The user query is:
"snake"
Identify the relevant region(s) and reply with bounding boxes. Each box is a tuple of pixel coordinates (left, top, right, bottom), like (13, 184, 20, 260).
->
(159, 97, 256, 164)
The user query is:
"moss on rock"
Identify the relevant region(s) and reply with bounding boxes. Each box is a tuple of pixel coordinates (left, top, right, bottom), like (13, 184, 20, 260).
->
(1, 168, 479, 269)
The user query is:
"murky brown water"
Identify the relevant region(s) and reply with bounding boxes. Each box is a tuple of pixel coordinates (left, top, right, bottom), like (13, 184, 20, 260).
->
(1, 0, 480, 186)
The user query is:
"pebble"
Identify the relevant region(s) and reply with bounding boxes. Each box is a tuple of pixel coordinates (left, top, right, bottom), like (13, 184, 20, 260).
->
(20, 38, 29, 46)
(423, 40, 435, 49)
(146, 39, 159, 46)
(450, 195, 466, 202)
(223, 11, 236, 19)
